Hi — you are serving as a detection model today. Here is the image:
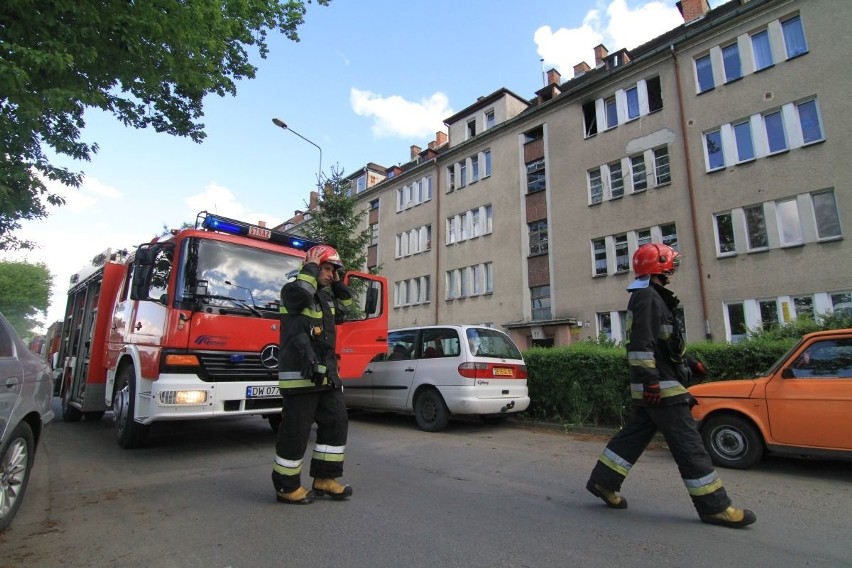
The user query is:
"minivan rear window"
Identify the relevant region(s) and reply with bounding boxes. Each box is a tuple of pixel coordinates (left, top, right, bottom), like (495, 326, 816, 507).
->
(466, 328, 522, 359)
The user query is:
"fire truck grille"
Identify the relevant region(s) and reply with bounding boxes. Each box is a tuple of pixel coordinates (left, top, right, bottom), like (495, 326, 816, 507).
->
(197, 351, 277, 382)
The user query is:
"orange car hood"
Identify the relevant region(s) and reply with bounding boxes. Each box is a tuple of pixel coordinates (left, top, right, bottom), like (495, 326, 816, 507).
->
(689, 378, 759, 399)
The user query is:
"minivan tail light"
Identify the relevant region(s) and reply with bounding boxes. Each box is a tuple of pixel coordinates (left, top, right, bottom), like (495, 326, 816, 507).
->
(458, 362, 527, 379)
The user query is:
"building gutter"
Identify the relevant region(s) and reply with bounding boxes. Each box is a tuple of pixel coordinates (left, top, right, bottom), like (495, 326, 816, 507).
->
(671, 43, 711, 340)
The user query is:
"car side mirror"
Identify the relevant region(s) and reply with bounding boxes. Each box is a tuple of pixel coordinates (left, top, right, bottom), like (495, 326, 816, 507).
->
(781, 367, 795, 378)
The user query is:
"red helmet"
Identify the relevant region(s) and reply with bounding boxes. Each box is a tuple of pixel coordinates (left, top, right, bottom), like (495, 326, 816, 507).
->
(632, 243, 680, 277)
(306, 245, 343, 268)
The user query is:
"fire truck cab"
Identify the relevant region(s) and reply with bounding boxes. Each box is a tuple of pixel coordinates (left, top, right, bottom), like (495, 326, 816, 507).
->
(57, 212, 388, 448)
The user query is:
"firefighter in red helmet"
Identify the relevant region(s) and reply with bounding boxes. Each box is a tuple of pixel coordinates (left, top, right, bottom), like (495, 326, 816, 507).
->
(272, 244, 354, 504)
(586, 243, 756, 528)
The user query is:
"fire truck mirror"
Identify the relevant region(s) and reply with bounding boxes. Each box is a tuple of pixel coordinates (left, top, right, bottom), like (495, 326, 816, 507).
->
(365, 286, 379, 316)
(130, 264, 153, 301)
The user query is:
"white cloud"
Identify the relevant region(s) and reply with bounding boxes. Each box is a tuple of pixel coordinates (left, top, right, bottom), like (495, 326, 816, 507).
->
(535, 0, 683, 76)
(184, 183, 282, 229)
(350, 88, 452, 139)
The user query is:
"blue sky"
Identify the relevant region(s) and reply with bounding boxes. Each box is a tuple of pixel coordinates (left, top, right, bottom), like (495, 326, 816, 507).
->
(4, 0, 726, 329)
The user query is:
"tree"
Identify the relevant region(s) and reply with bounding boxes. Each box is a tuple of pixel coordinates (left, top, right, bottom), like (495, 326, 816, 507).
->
(302, 166, 372, 271)
(0, 0, 329, 251)
(0, 260, 51, 336)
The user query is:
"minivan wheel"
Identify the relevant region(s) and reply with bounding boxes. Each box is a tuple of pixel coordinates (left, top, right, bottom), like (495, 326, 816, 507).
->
(414, 389, 449, 432)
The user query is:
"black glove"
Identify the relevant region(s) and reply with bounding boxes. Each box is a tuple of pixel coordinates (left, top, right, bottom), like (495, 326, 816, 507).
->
(685, 354, 710, 379)
(292, 335, 318, 379)
(328, 374, 342, 389)
(643, 381, 661, 405)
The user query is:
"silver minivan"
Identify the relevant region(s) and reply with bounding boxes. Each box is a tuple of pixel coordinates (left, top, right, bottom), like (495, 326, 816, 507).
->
(344, 325, 529, 431)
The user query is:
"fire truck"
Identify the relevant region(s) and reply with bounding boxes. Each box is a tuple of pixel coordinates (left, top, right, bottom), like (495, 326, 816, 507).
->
(55, 212, 388, 448)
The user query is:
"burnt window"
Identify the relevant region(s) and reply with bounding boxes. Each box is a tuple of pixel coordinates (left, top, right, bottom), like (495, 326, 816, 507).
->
(583, 101, 598, 137)
(647, 76, 663, 113)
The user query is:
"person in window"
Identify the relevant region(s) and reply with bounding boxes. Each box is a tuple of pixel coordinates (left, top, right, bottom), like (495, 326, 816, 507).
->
(586, 244, 756, 528)
(272, 245, 354, 504)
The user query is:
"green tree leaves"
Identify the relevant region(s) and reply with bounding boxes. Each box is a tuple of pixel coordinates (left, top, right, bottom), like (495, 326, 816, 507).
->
(0, 0, 329, 250)
(0, 260, 52, 336)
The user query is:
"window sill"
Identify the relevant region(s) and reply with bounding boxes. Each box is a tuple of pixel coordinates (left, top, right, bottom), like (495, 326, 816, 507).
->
(746, 247, 770, 254)
(753, 63, 775, 74)
(735, 157, 756, 165)
(766, 148, 790, 158)
(801, 138, 826, 148)
(631, 187, 647, 195)
(817, 235, 843, 243)
(723, 75, 743, 86)
(785, 50, 809, 62)
(654, 181, 671, 189)
(697, 86, 715, 95)
(706, 165, 726, 174)
(717, 252, 738, 259)
(588, 200, 603, 207)
(528, 251, 549, 258)
(593, 273, 607, 279)
(780, 242, 806, 249)
(610, 194, 624, 201)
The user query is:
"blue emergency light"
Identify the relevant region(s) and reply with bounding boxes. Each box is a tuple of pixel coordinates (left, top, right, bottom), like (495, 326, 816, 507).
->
(197, 211, 318, 251)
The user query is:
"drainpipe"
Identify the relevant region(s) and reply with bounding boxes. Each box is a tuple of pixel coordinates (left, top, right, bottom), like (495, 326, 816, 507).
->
(671, 43, 712, 340)
(433, 159, 441, 325)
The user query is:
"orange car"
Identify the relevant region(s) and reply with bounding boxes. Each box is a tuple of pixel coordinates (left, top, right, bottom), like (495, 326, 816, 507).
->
(689, 328, 852, 469)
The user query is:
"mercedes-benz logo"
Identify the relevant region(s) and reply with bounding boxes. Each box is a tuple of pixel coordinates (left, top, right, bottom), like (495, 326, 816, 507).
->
(260, 344, 280, 369)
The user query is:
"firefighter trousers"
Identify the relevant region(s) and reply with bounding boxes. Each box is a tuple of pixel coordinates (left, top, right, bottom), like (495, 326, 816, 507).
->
(589, 401, 731, 516)
(272, 388, 348, 493)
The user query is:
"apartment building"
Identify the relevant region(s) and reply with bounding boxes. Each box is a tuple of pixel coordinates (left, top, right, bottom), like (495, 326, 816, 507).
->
(287, 0, 850, 349)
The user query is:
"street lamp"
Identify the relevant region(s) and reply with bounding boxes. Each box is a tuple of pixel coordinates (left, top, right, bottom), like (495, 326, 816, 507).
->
(272, 118, 323, 184)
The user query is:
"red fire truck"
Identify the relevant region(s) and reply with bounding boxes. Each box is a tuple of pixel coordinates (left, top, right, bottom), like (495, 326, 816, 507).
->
(55, 212, 388, 448)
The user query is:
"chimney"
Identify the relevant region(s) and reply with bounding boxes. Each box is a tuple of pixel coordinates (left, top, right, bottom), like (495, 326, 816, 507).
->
(410, 145, 422, 160)
(435, 131, 448, 147)
(309, 191, 318, 210)
(546, 68, 561, 86)
(676, 0, 710, 24)
(593, 44, 609, 68)
(573, 61, 591, 78)
(294, 210, 303, 217)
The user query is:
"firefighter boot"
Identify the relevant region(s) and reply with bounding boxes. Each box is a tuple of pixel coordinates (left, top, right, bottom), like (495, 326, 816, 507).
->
(699, 506, 757, 528)
(586, 479, 628, 509)
(276, 486, 315, 505)
(313, 478, 353, 500)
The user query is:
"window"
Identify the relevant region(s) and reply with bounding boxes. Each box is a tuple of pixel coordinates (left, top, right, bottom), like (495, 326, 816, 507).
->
(356, 175, 367, 194)
(471, 155, 479, 183)
(483, 150, 492, 177)
(734, 120, 755, 162)
(626, 87, 640, 119)
(589, 168, 603, 204)
(776, 198, 803, 246)
(637, 228, 652, 247)
(797, 100, 823, 144)
(782, 15, 808, 59)
(459, 160, 467, 188)
(751, 30, 773, 71)
(630, 155, 647, 192)
(609, 161, 624, 199)
(467, 119, 476, 139)
(583, 101, 598, 137)
(715, 212, 736, 255)
(764, 111, 788, 154)
(529, 220, 548, 255)
(471, 209, 482, 238)
(647, 76, 663, 112)
(793, 295, 814, 320)
(744, 205, 768, 250)
(605, 96, 618, 129)
(598, 312, 612, 340)
(661, 223, 678, 251)
(831, 292, 852, 315)
(759, 299, 779, 330)
(424, 176, 433, 201)
(813, 190, 841, 239)
(524, 126, 544, 143)
(526, 158, 545, 193)
(592, 238, 607, 276)
(531, 286, 551, 321)
(727, 303, 747, 343)
(653, 146, 670, 185)
(485, 262, 493, 293)
(696, 54, 714, 93)
(485, 110, 496, 130)
(447, 166, 455, 193)
(722, 43, 742, 82)
(614, 234, 629, 273)
(705, 129, 725, 170)
(446, 270, 458, 300)
(370, 223, 379, 246)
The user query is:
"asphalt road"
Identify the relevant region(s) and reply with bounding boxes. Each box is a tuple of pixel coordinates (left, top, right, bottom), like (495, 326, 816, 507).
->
(1, 401, 851, 568)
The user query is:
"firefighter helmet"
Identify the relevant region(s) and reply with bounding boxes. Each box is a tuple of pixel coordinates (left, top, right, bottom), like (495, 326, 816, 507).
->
(306, 245, 343, 268)
(632, 243, 681, 276)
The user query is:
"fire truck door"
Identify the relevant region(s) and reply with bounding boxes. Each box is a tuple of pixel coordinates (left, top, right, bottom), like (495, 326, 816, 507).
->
(336, 273, 388, 379)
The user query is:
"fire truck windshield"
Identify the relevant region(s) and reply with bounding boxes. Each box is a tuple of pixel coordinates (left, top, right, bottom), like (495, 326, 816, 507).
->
(177, 237, 305, 314)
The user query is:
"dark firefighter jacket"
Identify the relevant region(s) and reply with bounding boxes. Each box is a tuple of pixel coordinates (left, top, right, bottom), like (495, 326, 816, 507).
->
(278, 262, 353, 393)
(626, 281, 690, 406)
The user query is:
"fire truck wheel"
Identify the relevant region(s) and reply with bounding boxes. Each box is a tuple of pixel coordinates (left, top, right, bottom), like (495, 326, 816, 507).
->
(267, 414, 282, 433)
(61, 377, 83, 423)
(114, 365, 150, 449)
(0, 422, 34, 533)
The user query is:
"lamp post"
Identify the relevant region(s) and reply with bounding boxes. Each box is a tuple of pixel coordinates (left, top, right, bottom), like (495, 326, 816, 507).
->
(272, 118, 323, 184)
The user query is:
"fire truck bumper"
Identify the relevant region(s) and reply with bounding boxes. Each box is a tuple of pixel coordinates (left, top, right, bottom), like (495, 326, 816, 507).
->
(142, 374, 282, 421)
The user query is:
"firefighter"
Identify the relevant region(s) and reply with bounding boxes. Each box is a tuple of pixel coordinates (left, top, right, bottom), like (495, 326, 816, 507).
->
(272, 245, 354, 504)
(586, 243, 756, 528)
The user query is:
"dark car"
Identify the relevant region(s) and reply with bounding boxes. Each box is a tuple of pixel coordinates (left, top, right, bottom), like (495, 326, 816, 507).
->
(0, 312, 55, 532)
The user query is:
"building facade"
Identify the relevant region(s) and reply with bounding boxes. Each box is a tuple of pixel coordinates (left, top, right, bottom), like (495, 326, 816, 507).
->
(296, 0, 850, 349)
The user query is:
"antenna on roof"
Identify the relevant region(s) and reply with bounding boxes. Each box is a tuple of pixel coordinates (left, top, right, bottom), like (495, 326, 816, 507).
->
(540, 58, 546, 87)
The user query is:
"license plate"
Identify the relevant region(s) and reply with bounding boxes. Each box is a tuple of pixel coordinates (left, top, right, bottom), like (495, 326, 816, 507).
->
(492, 367, 513, 376)
(246, 385, 281, 398)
